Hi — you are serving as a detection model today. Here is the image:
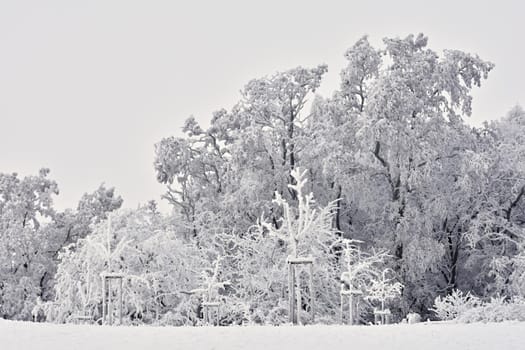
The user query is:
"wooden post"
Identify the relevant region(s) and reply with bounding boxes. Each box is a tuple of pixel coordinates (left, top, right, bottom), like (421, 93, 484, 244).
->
(288, 263, 295, 323)
(355, 296, 361, 324)
(339, 290, 344, 324)
(349, 293, 354, 325)
(295, 269, 300, 325)
(119, 276, 123, 324)
(374, 310, 381, 325)
(102, 276, 106, 324)
(108, 278, 112, 325)
(309, 262, 314, 323)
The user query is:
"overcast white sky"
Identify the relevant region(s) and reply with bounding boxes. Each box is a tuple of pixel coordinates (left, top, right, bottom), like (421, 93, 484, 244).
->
(0, 0, 523, 212)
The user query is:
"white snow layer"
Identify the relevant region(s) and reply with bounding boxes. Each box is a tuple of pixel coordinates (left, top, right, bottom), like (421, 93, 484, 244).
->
(2, 320, 524, 350)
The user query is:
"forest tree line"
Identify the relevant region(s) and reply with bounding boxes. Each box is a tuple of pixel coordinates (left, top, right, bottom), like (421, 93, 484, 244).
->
(1, 33, 525, 324)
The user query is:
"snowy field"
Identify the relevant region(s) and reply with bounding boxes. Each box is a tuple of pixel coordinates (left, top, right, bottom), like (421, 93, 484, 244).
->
(2, 320, 525, 350)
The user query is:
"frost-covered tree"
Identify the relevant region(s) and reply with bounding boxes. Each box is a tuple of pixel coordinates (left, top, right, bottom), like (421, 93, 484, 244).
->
(0, 169, 59, 320)
(261, 168, 339, 323)
(48, 206, 201, 324)
(155, 65, 329, 239)
(462, 106, 525, 297)
(340, 239, 389, 293)
(306, 34, 494, 315)
(154, 114, 228, 238)
(367, 268, 403, 318)
(0, 169, 124, 321)
(262, 168, 337, 259)
(191, 256, 229, 303)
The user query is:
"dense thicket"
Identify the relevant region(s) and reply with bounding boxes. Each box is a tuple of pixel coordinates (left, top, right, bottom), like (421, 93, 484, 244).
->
(0, 176, 122, 320)
(152, 33, 524, 321)
(2, 33, 525, 325)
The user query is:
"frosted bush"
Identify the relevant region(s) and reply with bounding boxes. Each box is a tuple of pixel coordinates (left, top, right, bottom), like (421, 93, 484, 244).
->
(216, 300, 247, 326)
(432, 290, 481, 321)
(433, 291, 525, 323)
(266, 304, 289, 325)
(457, 297, 525, 323)
(159, 296, 201, 326)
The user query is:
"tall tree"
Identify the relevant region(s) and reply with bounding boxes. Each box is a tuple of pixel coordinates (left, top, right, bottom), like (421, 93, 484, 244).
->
(0, 169, 58, 319)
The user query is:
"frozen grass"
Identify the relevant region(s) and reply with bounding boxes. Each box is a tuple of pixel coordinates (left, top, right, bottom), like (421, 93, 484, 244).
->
(2, 319, 525, 350)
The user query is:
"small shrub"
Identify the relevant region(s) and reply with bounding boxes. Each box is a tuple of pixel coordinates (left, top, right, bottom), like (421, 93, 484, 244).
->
(432, 290, 481, 321)
(266, 305, 289, 325)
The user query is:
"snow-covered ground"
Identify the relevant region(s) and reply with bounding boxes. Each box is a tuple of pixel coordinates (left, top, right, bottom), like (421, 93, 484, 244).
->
(2, 320, 524, 350)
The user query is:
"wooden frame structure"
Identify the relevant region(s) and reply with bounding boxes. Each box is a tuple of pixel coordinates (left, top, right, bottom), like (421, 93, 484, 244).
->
(340, 285, 362, 325)
(201, 301, 220, 326)
(101, 272, 124, 325)
(72, 315, 92, 324)
(373, 308, 391, 325)
(287, 256, 314, 325)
